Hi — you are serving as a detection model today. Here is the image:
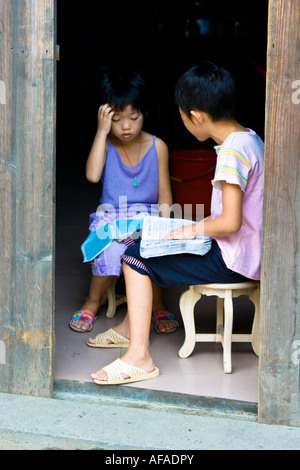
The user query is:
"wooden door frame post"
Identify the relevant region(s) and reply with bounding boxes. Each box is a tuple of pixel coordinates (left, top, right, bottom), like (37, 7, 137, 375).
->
(0, 0, 56, 397)
(259, 0, 300, 426)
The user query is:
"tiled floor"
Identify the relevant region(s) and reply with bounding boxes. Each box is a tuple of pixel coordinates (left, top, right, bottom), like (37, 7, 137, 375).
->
(54, 173, 259, 403)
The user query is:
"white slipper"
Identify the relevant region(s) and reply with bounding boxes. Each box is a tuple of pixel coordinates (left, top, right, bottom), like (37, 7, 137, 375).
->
(93, 358, 160, 385)
(87, 328, 130, 348)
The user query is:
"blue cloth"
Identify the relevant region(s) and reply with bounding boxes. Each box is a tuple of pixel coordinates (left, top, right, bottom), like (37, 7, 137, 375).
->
(81, 215, 145, 262)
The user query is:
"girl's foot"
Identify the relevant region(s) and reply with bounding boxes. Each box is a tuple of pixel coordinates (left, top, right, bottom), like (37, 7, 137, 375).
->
(87, 310, 178, 344)
(70, 299, 101, 332)
(88, 322, 130, 346)
(71, 276, 116, 332)
(91, 351, 156, 382)
(152, 310, 179, 334)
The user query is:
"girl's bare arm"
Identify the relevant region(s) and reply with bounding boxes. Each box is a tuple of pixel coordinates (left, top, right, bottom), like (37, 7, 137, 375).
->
(156, 138, 173, 217)
(86, 104, 114, 183)
(165, 182, 243, 239)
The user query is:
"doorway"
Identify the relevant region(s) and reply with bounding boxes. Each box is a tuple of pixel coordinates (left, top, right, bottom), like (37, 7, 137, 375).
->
(54, 0, 268, 403)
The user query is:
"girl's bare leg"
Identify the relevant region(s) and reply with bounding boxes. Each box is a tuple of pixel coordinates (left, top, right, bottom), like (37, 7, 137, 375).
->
(71, 275, 116, 331)
(91, 264, 155, 381)
(88, 280, 177, 343)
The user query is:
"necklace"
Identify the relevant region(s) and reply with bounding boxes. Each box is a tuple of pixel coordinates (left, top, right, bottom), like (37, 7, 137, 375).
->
(120, 136, 142, 187)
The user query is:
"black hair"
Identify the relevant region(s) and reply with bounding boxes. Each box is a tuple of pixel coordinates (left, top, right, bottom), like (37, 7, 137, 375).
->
(174, 61, 236, 121)
(97, 66, 148, 116)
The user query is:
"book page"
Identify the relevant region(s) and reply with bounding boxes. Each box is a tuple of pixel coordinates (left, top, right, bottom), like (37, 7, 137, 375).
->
(142, 216, 197, 241)
(140, 216, 211, 259)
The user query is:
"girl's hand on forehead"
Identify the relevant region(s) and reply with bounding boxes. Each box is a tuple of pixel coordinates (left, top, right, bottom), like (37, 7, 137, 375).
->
(97, 103, 115, 135)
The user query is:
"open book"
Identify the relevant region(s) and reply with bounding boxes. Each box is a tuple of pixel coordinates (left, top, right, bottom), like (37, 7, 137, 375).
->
(81, 213, 147, 262)
(140, 216, 211, 258)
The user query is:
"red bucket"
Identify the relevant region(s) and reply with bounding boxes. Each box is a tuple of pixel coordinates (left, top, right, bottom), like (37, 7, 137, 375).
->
(170, 150, 216, 218)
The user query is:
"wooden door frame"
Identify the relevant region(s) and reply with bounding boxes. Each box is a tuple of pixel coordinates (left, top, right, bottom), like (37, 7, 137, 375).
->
(259, 0, 300, 426)
(0, 0, 56, 397)
(0, 0, 299, 425)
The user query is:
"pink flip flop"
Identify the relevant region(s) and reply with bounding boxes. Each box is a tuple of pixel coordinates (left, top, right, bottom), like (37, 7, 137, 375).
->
(69, 309, 97, 333)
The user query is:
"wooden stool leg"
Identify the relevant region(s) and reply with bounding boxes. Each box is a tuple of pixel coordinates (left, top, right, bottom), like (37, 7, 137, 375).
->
(223, 290, 233, 373)
(249, 286, 261, 357)
(178, 287, 201, 358)
(216, 297, 224, 336)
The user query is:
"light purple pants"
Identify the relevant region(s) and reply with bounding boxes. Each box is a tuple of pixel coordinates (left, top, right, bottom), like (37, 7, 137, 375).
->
(91, 239, 127, 277)
(88, 209, 138, 277)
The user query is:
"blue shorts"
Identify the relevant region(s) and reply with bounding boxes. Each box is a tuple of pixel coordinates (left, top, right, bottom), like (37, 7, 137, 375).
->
(122, 239, 250, 289)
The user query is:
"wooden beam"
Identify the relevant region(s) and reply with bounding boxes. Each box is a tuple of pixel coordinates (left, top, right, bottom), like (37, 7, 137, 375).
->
(0, 1, 56, 397)
(259, 0, 300, 425)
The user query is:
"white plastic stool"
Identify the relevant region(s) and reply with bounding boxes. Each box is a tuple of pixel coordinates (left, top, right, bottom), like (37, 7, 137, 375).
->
(178, 281, 260, 373)
(105, 278, 127, 318)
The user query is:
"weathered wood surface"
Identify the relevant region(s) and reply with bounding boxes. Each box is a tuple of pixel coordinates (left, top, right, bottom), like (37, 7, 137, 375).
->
(259, 0, 300, 425)
(0, 1, 56, 397)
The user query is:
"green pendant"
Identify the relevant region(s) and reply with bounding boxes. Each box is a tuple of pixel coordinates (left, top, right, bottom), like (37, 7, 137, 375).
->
(133, 177, 138, 187)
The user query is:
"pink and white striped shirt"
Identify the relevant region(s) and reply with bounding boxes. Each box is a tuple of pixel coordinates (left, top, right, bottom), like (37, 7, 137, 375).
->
(211, 129, 264, 280)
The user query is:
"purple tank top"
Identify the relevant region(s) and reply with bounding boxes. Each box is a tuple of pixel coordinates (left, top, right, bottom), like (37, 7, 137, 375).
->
(100, 136, 159, 214)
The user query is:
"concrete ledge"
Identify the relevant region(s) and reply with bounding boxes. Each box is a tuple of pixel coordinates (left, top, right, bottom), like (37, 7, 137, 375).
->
(0, 430, 107, 451)
(1, 386, 300, 450)
(54, 379, 258, 421)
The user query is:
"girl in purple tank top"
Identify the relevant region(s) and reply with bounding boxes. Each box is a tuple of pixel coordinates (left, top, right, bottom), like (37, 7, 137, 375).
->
(70, 68, 178, 337)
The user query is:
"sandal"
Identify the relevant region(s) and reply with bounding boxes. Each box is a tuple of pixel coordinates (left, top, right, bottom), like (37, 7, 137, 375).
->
(69, 310, 97, 333)
(152, 310, 179, 334)
(87, 328, 130, 348)
(93, 358, 160, 385)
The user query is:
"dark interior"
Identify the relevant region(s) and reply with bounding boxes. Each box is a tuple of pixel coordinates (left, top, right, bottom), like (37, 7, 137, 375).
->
(56, 0, 268, 193)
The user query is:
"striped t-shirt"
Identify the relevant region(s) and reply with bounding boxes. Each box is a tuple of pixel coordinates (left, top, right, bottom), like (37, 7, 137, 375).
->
(211, 129, 264, 280)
